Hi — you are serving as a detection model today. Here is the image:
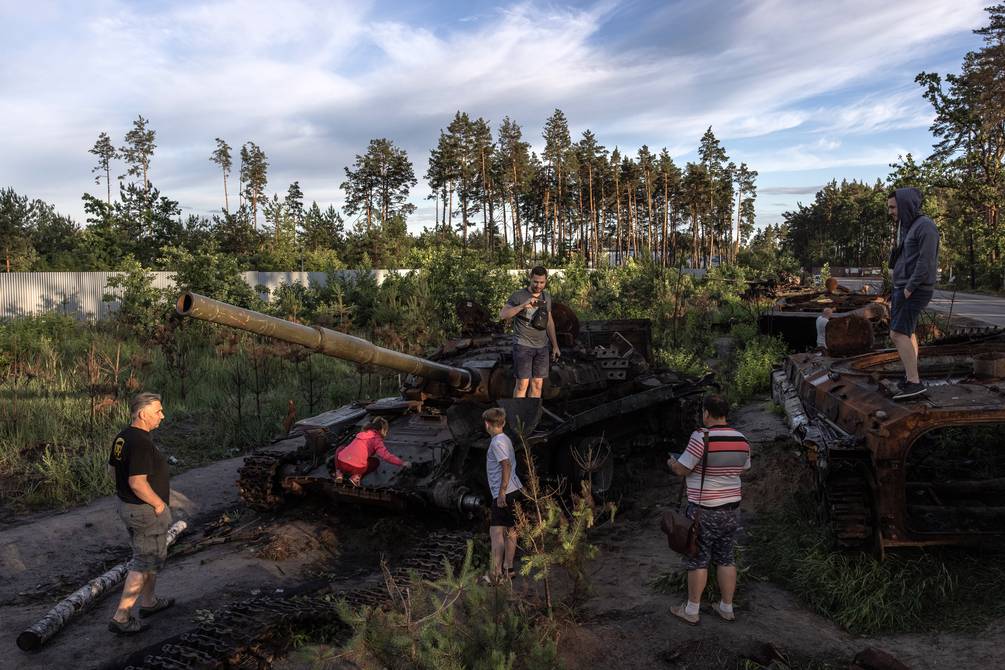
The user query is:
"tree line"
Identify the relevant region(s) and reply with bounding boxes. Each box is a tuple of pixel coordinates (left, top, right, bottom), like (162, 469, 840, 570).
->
(1, 110, 756, 273)
(781, 5, 1005, 289)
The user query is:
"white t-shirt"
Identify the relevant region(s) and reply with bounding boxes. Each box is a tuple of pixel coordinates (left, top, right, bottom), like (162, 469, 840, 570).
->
(816, 315, 829, 348)
(486, 433, 522, 496)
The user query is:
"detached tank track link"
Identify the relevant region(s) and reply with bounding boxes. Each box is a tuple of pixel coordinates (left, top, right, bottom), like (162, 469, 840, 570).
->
(99, 531, 471, 670)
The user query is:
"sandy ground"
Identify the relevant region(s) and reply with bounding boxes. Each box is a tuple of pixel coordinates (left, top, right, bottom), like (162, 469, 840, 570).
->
(554, 401, 1005, 670)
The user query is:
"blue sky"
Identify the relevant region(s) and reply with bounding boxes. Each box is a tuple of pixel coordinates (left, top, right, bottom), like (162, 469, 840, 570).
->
(0, 0, 990, 233)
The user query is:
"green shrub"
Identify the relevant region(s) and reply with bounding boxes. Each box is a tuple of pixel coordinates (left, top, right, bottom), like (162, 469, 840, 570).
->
(728, 335, 787, 403)
(336, 546, 561, 670)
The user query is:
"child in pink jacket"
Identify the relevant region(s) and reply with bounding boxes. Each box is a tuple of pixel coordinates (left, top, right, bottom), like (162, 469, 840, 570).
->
(333, 417, 411, 486)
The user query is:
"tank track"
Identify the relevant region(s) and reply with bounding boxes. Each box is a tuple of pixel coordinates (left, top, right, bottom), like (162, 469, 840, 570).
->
(237, 450, 293, 511)
(823, 459, 874, 549)
(99, 531, 471, 670)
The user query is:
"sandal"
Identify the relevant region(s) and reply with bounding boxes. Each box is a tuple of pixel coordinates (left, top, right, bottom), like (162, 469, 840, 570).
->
(139, 596, 175, 618)
(333, 472, 344, 485)
(505, 567, 517, 580)
(349, 475, 362, 487)
(108, 617, 150, 635)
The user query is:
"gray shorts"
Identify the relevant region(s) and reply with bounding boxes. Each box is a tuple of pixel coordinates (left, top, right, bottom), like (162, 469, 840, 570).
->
(119, 502, 172, 573)
(513, 344, 549, 380)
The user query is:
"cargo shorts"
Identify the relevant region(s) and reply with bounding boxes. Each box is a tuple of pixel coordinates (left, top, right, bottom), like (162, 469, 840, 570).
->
(119, 502, 172, 573)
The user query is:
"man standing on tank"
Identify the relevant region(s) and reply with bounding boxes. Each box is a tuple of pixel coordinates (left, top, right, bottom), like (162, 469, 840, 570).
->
(107, 392, 175, 635)
(887, 188, 940, 400)
(499, 266, 561, 398)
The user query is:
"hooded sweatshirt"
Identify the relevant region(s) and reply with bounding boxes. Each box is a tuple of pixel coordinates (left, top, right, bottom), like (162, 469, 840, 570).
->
(336, 429, 405, 468)
(890, 187, 940, 292)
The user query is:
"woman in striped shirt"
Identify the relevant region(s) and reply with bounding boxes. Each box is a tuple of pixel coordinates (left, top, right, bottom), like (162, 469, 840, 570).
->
(667, 394, 751, 625)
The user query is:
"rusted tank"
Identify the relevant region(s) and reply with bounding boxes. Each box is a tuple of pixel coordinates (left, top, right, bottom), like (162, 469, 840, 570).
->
(758, 282, 889, 353)
(773, 331, 1005, 554)
(177, 292, 713, 515)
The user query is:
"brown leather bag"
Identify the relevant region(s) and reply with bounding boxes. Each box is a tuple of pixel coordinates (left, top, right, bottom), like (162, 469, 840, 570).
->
(661, 430, 709, 558)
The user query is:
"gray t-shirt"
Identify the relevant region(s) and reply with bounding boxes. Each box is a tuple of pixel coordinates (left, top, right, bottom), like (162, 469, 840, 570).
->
(506, 288, 552, 348)
(486, 433, 522, 496)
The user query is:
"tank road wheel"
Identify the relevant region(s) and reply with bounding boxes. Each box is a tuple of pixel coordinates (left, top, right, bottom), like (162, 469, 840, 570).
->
(238, 450, 290, 511)
(820, 459, 875, 550)
(561, 437, 615, 502)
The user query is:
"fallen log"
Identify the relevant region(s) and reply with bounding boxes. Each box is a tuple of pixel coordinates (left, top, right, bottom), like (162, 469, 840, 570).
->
(16, 519, 187, 652)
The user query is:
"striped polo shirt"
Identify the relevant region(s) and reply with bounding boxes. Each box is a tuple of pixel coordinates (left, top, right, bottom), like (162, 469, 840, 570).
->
(677, 426, 751, 506)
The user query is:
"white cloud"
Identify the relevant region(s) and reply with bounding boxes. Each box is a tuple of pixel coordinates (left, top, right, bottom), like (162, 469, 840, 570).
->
(0, 0, 990, 228)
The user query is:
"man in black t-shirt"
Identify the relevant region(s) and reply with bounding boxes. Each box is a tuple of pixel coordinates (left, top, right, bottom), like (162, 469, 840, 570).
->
(107, 392, 174, 635)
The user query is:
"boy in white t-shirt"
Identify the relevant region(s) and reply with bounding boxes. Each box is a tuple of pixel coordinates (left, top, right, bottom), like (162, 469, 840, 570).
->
(483, 407, 523, 581)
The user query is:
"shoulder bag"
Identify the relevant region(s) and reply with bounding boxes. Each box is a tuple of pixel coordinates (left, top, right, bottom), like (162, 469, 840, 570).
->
(660, 429, 709, 558)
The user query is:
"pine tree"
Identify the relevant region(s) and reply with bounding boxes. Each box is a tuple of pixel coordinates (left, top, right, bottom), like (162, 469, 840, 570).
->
(239, 142, 268, 230)
(90, 132, 118, 205)
(119, 115, 156, 194)
(210, 138, 233, 214)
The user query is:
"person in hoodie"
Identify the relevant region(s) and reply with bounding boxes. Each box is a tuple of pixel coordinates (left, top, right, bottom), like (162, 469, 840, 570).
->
(332, 417, 411, 486)
(887, 188, 940, 400)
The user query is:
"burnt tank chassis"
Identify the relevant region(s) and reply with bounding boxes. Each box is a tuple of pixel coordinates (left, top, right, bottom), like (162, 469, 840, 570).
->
(759, 280, 889, 353)
(773, 332, 1005, 553)
(177, 292, 712, 515)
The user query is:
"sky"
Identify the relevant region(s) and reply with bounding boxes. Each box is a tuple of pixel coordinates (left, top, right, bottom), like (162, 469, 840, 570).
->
(0, 0, 991, 234)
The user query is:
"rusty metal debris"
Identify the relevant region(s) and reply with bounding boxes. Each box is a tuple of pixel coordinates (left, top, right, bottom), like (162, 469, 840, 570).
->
(176, 292, 713, 517)
(773, 332, 1005, 553)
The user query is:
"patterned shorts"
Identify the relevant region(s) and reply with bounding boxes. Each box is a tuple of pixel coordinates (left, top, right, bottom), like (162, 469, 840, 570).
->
(681, 502, 740, 570)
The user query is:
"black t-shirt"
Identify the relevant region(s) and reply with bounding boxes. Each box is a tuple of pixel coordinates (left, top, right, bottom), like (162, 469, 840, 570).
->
(108, 426, 170, 505)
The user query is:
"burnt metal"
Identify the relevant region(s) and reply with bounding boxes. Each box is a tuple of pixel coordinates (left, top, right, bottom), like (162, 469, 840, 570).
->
(176, 293, 713, 517)
(758, 283, 889, 352)
(773, 333, 1005, 552)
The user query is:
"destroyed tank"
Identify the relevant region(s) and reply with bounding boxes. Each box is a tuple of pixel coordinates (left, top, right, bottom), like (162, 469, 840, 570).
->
(177, 292, 713, 516)
(773, 328, 1005, 555)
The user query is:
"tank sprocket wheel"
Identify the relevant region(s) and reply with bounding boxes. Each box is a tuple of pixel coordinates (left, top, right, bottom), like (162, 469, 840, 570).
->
(238, 449, 293, 511)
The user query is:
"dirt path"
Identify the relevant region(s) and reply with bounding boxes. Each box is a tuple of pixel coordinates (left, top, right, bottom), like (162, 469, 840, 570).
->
(0, 434, 317, 670)
(557, 400, 1005, 670)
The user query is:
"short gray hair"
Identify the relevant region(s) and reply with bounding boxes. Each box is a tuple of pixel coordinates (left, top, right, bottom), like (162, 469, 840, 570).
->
(130, 392, 162, 420)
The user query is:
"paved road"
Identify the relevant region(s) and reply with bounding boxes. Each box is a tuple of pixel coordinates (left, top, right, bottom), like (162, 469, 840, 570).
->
(837, 278, 1005, 327)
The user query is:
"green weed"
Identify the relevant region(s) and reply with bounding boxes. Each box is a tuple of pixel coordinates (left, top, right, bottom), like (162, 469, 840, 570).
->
(747, 492, 1005, 634)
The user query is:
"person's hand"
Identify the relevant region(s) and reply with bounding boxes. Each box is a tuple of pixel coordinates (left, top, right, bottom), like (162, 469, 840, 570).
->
(551, 348, 561, 361)
(497, 493, 507, 508)
(666, 456, 676, 471)
(402, 461, 412, 469)
(904, 288, 913, 299)
(153, 502, 167, 516)
(525, 296, 540, 309)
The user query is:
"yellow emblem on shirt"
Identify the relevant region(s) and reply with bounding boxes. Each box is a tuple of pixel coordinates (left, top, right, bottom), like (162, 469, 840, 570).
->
(113, 437, 125, 460)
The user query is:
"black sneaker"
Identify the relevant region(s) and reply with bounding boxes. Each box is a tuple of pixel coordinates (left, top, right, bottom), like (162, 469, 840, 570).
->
(893, 381, 927, 400)
(108, 617, 150, 635)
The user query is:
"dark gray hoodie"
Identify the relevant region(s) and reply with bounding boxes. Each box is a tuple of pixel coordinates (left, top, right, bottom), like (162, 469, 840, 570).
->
(890, 187, 939, 292)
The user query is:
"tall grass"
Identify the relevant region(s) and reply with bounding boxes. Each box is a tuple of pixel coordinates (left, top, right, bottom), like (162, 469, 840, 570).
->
(0, 316, 392, 511)
(747, 490, 1005, 634)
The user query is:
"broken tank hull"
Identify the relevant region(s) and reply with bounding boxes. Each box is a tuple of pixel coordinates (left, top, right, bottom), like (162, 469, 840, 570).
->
(773, 335, 1005, 553)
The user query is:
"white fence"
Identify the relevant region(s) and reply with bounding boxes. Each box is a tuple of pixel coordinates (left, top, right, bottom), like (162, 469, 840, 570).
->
(0, 266, 707, 320)
(0, 270, 418, 320)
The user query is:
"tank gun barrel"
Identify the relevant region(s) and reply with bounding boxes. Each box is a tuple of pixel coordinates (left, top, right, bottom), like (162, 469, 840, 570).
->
(176, 292, 473, 390)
